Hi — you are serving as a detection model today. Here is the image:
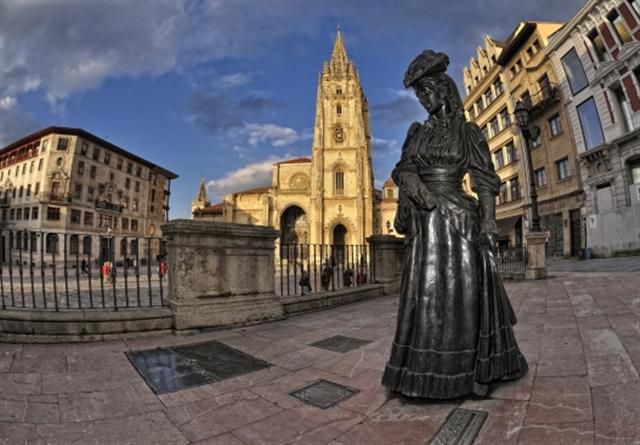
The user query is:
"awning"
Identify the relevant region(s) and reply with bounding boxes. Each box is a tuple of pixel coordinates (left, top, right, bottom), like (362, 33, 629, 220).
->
(496, 215, 522, 238)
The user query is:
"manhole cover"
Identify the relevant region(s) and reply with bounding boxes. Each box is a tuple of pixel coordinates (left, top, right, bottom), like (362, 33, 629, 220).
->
(430, 408, 488, 445)
(290, 379, 359, 409)
(310, 335, 371, 353)
(127, 340, 271, 394)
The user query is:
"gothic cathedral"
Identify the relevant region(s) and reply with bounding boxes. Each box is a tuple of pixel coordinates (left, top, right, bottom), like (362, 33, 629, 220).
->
(192, 30, 398, 246)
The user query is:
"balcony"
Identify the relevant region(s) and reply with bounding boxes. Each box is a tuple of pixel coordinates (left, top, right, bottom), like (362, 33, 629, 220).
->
(529, 83, 560, 117)
(95, 200, 123, 213)
(40, 193, 72, 205)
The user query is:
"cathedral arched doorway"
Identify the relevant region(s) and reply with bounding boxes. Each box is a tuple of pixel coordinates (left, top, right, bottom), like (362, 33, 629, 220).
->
(280, 205, 308, 262)
(332, 224, 347, 264)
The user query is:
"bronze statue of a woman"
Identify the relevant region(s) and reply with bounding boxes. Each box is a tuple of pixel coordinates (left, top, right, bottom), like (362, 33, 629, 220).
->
(381, 50, 528, 399)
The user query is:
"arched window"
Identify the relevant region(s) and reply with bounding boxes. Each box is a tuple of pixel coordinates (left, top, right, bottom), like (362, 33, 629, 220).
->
(334, 169, 345, 195)
(336, 87, 342, 95)
(336, 104, 342, 115)
(83, 236, 92, 255)
(69, 235, 79, 255)
(130, 239, 138, 256)
(120, 238, 128, 257)
(30, 233, 37, 252)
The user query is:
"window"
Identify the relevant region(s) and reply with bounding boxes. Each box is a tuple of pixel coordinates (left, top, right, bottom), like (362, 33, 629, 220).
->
(38, 159, 43, 171)
(336, 88, 342, 95)
(47, 207, 60, 221)
(134, 181, 140, 193)
(151, 189, 156, 201)
(116, 158, 123, 170)
(561, 48, 589, 95)
(629, 158, 640, 184)
(29, 160, 34, 173)
(499, 182, 508, 204)
(533, 39, 541, 52)
(45, 234, 59, 254)
(87, 186, 94, 202)
(484, 88, 494, 105)
(55, 157, 63, 167)
(90, 165, 97, 178)
(521, 91, 532, 109)
(510, 177, 521, 200)
(613, 86, 634, 132)
(596, 183, 614, 212)
(9, 209, 14, 220)
(506, 141, 518, 163)
(132, 199, 138, 211)
(57, 138, 69, 150)
(130, 239, 138, 255)
(476, 98, 484, 113)
(630, 0, 640, 16)
(70, 235, 79, 255)
(77, 161, 84, 176)
(83, 211, 94, 226)
(120, 239, 127, 257)
(334, 170, 344, 195)
(16, 208, 22, 220)
(123, 197, 129, 209)
(494, 148, 505, 169)
(587, 29, 607, 62)
(127, 162, 133, 174)
(18, 186, 23, 198)
(30, 233, 37, 252)
(538, 73, 552, 99)
(83, 236, 92, 255)
(494, 79, 504, 96)
(489, 116, 500, 138)
(70, 209, 81, 224)
(22, 164, 26, 175)
(51, 181, 61, 199)
(24, 207, 29, 219)
(481, 126, 489, 141)
(34, 182, 40, 195)
(608, 9, 632, 44)
(103, 152, 110, 165)
(131, 219, 138, 232)
(336, 104, 342, 115)
(26, 184, 31, 197)
(125, 178, 130, 189)
(92, 147, 100, 161)
(136, 166, 142, 178)
(80, 143, 88, 156)
(556, 157, 571, 180)
(42, 140, 48, 152)
(535, 167, 547, 187)
(500, 108, 511, 129)
(577, 97, 605, 150)
(31, 207, 38, 220)
(122, 217, 129, 230)
(73, 184, 82, 200)
(548, 114, 563, 137)
(531, 132, 542, 148)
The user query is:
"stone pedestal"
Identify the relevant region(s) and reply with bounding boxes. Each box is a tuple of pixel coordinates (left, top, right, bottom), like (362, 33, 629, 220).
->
(367, 235, 404, 295)
(526, 231, 548, 280)
(162, 220, 284, 331)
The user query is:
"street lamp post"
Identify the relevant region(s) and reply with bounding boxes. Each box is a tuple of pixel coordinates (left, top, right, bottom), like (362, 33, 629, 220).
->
(514, 101, 542, 233)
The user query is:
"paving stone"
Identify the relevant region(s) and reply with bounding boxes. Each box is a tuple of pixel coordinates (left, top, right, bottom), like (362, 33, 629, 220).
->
(268, 346, 338, 371)
(580, 329, 626, 356)
(537, 353, 588, 377)
(525, 376, 593, 424)
(191, 432, 247, 445)
(41, 367, 139, 394)
(518, 422, 594, 444)
(10, 355, 67, 374)
(592, 382, 640, 444)
(0, 373, 41, 395)
(586, 353, 639, 387)
(58, 386, 161, 422)
(606, 314, 640, 337)
(316, 349, 388, 378)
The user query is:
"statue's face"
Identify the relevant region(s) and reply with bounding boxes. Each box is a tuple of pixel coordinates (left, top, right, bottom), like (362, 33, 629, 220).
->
(414, 78, 443, 115)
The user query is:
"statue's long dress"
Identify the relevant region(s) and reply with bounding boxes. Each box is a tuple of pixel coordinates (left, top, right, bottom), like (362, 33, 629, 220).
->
(381, 116, 528, 399)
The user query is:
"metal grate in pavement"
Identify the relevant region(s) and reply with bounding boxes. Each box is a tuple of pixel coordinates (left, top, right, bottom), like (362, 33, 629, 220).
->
(429, 408, 488, 445)
(127, 340, 271, 395)
(309, 335, 371, 353)
(290, 379, 359, 409)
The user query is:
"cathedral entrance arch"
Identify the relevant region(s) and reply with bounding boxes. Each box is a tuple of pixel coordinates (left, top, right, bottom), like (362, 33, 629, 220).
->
(280, 205, 308, 245)
(332, 224, 347, 264)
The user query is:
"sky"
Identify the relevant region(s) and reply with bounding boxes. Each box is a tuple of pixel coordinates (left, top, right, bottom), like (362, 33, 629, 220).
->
(0, 0, 585, 219)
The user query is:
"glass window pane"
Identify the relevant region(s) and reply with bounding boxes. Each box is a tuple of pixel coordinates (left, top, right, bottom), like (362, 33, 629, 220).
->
(561, 48, 589, 95)
(577, 97, 605, 150)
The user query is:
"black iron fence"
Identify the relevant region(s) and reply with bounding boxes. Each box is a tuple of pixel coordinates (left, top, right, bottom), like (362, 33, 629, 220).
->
(495, 246, 528, 274)
(0, 229, 167, 311)
(277, 243, 375, 297)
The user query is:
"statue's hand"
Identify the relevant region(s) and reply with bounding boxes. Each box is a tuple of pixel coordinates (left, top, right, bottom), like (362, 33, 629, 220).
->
(403, 175, 436, 210)
(479, 220, 498, 253)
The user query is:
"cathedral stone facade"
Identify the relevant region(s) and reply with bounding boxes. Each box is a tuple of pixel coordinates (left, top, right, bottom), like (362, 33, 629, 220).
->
(192, 31, 398, 246)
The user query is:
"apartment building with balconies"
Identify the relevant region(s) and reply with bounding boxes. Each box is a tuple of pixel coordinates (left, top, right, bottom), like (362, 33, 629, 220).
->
(547, 0, 640, 256)
(0, 127, 177, 265)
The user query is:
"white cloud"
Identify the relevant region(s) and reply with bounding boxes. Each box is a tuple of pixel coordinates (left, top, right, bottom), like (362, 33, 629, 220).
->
(244, 123, 299, 147)
(206, 157, 285, 200)
(371, 137, 397, 151)
(220, 72, 252, 89)
(0, 96, 17, 111)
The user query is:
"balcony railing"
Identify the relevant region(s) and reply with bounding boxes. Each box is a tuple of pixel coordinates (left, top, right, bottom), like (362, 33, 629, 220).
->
(529, 83, 560, 116)
(95, 200, 124, 213)
(39, 193, 72, 204)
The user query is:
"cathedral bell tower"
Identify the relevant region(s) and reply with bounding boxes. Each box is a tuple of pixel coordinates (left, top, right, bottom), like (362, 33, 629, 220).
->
(309, 28, 375, 245)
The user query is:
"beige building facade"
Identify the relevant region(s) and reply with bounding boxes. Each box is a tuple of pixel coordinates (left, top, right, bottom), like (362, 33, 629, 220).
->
(0, 127, 177, 265)
(463, 22, 585, 257)
(193, 31, 397, 247)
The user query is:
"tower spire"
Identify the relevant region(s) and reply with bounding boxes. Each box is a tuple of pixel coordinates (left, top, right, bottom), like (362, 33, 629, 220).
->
(196, 176, 207, 203)
(330, 26, 349, 75)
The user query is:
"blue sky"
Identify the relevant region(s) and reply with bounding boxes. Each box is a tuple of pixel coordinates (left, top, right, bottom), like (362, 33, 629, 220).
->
(0, 0, 584, 219)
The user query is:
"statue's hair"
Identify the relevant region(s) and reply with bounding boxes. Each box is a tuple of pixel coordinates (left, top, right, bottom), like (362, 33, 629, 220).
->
(421, 73, 465, 118)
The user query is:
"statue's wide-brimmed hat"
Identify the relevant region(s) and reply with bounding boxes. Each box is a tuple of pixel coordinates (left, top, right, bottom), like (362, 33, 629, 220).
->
(403, 50, 449, 88)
